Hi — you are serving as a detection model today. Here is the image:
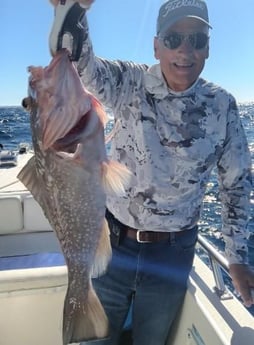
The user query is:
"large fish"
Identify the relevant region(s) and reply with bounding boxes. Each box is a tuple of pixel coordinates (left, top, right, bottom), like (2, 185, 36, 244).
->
(19, 49, 131, 344)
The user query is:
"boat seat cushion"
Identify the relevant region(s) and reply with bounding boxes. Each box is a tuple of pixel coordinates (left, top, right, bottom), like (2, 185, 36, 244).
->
(0, 196, 23, 233)
(23, 195, 53, 232)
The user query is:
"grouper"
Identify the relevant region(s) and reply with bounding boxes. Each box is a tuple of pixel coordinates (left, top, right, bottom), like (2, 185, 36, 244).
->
(19, 49, 131, 344)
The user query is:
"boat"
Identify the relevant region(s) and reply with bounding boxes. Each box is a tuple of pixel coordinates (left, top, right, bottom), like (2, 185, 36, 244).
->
(0, 149, 253, 345)
(0, 149, 18, 167)
(0, 143, 31, 167)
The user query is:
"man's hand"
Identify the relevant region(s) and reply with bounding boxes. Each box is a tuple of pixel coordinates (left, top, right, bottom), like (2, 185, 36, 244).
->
(50, 0, 95, 9)
(229, 264, 254, 307)
(49, 0, 94, 60)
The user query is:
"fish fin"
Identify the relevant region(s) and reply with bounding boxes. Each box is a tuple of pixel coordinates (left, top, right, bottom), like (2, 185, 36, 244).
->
(91, 96, 108, 127)
(17, 156, 43, 200)
(63, 282, 109, 344)
(101, 160, 132, 196)
(17, 156, 52, 222)
(91, 218, 112, 278)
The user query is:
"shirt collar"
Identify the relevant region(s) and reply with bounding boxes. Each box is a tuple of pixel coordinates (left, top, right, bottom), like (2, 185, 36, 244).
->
(144, 63, 200, 99)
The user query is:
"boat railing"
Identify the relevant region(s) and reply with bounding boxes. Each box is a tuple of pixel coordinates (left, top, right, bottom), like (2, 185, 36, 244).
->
(197, 234, 233, 300)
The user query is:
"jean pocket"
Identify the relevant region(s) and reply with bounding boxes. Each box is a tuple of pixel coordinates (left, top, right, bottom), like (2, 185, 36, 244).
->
(177, 226, 198, 251)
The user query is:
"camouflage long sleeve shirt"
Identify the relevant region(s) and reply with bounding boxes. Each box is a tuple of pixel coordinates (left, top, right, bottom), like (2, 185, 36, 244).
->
(77, 17, 252, 265)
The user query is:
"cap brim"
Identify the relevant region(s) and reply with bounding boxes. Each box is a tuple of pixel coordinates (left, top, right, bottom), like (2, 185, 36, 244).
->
(158, 15, 212, 36)
(186, 15, 212, 28)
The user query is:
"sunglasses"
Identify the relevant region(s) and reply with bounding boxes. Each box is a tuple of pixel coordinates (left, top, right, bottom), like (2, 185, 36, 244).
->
(159, 32, 209, 50)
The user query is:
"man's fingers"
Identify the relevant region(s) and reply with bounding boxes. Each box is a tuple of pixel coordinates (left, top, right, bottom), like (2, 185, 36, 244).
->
(241, 288, 253, 307)
(229, 264, 254, 307)
(233, 281, 254, 307)
(49, 1, 94, 8)
(49, 0, 59, 6)
(79, 0, 94, 7)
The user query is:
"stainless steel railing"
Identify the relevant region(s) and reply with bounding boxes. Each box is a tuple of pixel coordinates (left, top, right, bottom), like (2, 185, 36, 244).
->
(197, 234, 233, 300)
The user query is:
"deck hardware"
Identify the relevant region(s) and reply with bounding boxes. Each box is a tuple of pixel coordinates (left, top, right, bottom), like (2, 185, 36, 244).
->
(187, 324, 206, 345)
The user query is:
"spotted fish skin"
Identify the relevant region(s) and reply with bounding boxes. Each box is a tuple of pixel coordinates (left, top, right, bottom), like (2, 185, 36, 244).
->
(19, 50, 131, 344)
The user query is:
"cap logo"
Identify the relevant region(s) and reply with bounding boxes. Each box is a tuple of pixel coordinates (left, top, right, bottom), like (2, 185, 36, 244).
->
(162, 0, 205, 17)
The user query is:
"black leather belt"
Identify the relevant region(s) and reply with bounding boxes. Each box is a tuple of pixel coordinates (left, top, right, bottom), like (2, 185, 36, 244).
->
(125, 226, 188, 243)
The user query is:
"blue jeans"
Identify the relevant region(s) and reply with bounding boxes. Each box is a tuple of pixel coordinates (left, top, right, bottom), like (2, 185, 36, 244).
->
(81, 223, 197, 345)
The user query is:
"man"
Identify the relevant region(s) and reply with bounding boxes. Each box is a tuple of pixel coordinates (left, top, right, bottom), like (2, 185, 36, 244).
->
(50, 1, 254, 344)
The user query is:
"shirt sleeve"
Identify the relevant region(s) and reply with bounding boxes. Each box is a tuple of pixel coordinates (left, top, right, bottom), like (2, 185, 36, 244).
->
(76, 14, 147, 114)
(217, 97, 253, 264)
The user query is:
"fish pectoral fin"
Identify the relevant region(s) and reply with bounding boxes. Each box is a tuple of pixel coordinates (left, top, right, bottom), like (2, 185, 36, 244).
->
(91, 218, 112, 278)
(63, 283, 109, 344)
(101, 160, 132, 196)
(17, 156, 42, 199)
(17, 156, 49, 216)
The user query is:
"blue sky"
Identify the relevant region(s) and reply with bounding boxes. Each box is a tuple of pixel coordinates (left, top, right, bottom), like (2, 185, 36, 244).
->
(0, 0, 253, 106)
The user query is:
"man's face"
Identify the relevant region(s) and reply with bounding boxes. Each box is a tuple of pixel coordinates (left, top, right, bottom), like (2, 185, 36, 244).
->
(154, 17, 209, 92)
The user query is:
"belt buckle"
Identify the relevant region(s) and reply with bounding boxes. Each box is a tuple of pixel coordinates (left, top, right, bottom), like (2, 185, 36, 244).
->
(136, 230, 151, 243)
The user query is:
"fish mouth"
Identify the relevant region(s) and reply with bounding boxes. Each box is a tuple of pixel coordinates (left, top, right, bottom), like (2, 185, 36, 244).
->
(26, 51, 93, 152)
(53, 111, 91, 152)
(21, 96, 90, 154)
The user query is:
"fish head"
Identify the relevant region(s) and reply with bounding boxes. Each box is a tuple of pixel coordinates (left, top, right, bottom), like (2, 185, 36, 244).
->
(26, 49, 93, 152)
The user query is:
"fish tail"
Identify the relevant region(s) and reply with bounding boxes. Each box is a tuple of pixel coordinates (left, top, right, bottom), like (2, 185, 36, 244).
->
(91, 218, 112, 278)
(63, 283, 109, 344)
(101, 160, 132, 196)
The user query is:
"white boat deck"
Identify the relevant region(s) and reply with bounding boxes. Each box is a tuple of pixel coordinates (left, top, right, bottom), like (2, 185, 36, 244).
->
(0, 151, 62, 260)
(0, 151, 30, 192)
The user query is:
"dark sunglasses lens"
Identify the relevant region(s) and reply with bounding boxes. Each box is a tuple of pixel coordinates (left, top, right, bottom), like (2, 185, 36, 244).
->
(192, 33, 208, 49)
(163, 32, 208, 50)
(163, 33, 182, 49)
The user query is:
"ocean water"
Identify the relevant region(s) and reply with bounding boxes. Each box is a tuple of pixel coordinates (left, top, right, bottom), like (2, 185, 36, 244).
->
(1, 103, 254, 313)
